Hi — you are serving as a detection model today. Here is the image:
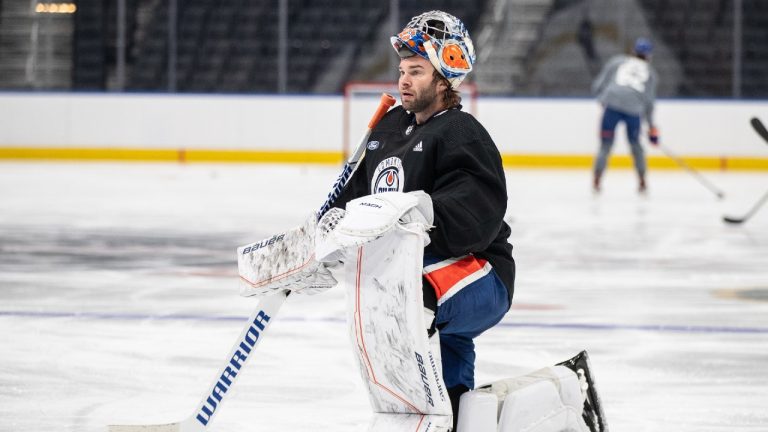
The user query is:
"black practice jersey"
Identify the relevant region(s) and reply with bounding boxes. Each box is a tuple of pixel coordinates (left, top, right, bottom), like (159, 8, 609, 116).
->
(335, 105, 515, 299)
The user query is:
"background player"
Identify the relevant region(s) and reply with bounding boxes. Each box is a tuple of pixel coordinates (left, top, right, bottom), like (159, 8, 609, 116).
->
(591, 37, 660, 193)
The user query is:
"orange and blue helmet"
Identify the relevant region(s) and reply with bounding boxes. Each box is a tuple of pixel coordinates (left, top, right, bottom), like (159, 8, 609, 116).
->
(390, 10, 476, 89)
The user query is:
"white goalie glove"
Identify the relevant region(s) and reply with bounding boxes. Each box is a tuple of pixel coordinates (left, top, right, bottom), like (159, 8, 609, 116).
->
(316, 191, 434, 262)
(237, 212, 339, 297)
(238, 191, 433, 297)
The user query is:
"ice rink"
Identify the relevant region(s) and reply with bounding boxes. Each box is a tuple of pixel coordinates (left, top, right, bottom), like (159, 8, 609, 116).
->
(1, 162, 767, 431)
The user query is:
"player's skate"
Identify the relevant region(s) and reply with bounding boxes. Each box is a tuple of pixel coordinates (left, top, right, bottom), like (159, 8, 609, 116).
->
(592, 172, 602, 194)
(557, 350, 609, 432)
(638, 176, 647, 194)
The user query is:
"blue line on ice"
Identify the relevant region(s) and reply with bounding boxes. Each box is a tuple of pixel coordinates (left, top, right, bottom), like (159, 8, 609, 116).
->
(2, 310, 766, 334)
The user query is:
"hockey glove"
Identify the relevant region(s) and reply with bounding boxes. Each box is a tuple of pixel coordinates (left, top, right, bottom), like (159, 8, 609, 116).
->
(648, 127, 660, 145)
(330, 191, 433, 249)
(400, 190, 434, 227)
(238, 212, 338, 297)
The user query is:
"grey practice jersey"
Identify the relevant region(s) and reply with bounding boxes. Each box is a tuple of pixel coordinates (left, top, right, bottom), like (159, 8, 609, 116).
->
(591, 54, 658, 125)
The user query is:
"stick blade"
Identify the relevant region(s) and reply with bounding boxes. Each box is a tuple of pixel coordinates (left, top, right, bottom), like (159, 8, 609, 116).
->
(108, 424, 181, 432)
(722, 216, 745, 224)
(107, 419, 203, 432)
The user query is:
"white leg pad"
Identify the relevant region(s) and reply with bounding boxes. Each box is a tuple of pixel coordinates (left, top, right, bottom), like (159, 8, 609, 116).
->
(344, 226, 451, 416)
(463, 365, 589, 432)
(366, 413, 452, 432)
(497, 377, 587, 432)
(456, 390, 498, 432)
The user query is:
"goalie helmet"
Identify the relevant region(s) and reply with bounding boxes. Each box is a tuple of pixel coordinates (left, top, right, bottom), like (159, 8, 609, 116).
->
(390, 10, 476, 89)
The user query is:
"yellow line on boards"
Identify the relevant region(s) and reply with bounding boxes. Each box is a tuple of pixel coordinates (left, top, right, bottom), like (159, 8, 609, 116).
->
(0, 147, 343, 165)
(0, 147, 180, 162)
(0, 147, 767, 170)
(182, 149, 342, 164)
(501, 154, 768, 171)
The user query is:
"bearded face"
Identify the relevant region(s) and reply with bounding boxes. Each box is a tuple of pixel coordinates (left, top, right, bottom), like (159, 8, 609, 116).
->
(402, 78, 438, 113)
(398, 55, 447, 120)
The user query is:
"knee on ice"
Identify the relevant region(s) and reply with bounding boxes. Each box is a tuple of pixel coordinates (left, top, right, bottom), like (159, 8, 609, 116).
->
(457, 365, 589, 432)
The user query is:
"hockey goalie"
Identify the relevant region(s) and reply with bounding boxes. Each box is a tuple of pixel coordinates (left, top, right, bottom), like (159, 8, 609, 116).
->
(239, 191, 607, 431)
(238, 8, 608, 432)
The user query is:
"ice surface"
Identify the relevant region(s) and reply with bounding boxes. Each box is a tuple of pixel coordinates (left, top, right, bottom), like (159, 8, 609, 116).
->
(1, 162, 767, 431)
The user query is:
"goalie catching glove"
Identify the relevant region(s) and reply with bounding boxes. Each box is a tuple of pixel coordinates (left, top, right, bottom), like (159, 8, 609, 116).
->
(316, 190, 434, 263)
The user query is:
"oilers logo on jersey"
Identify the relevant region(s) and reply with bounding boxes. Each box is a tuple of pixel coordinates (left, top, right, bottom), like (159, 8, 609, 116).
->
(371, 157, 404, 194)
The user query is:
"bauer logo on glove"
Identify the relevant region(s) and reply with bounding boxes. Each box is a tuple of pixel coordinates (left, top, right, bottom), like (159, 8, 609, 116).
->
(237, 213, 337, 297)
(240, 233, 286, 255)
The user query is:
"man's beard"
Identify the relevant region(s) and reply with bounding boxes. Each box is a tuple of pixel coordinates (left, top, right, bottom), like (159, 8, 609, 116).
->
(402, 80, 438, 113)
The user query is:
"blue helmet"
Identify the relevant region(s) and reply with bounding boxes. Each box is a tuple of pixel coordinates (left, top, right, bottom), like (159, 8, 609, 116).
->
(634, 37, 653, 56)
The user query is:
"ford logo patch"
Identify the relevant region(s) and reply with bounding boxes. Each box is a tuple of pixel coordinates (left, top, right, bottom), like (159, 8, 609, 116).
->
(367, 140, 380, 150)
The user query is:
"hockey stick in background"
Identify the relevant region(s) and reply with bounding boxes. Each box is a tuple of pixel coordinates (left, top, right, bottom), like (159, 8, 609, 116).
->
(108, 93, 396, 432)
(722, 117, 768, 224)
(723, 189, 768, 224)
(656, 143, 726, 199)
(751, 117, 768, 144)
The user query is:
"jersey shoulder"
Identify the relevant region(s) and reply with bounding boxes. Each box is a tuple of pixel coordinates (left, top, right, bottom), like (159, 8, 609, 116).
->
(434, 109, 493, 143)
(376, 105, 410, 131)
(612, 54, 631, 63)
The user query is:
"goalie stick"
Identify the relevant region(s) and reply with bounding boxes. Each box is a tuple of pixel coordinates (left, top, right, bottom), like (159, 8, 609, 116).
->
(751, 117, 768, 144)
(108, 93, 397, 432)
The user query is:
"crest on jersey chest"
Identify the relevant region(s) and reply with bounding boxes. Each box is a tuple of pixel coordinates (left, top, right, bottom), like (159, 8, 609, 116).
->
(371, 156, 404, 194)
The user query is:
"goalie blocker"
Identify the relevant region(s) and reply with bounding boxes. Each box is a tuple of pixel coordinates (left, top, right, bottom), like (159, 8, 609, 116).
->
(237, 211, 341, 297)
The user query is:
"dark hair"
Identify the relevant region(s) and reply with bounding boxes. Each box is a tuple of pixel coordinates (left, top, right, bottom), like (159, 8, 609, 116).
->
(433, 70, 462, 108)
